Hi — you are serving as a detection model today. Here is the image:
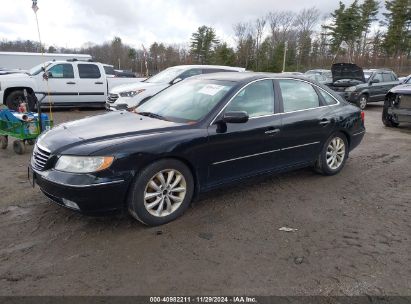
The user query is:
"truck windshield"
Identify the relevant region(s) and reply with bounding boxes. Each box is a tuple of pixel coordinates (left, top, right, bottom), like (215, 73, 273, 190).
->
(136, 79, 235, 123)
(145, 67, 185, 84)
(29, 62, 52, 76)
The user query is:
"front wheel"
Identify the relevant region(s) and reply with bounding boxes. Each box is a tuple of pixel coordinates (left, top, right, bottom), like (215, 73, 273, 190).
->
(314, 132, 348, 176)
(5, 90, 25, 111)
(357, 94, 368, 110)
(382, 100, 400, 127)
(128, 159, 194, 226)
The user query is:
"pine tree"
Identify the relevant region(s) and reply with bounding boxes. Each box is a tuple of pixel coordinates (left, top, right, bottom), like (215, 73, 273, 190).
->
(382, 0, 411, 57)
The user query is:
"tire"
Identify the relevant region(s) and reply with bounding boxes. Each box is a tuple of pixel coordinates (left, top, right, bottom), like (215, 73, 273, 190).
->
(13, 140, 25, 155)
(382, 100, 400, 127)
(127, 159, 194, 226)
(314, 132, 349, 176)
(5, 90, 24, 111)
(356, 94, 368, 110)
(0, 136, 8, 149)
(26, 139, 36, 145)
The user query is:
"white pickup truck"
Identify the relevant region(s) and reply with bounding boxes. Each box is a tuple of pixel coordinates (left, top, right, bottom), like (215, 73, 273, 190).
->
(0, 60, 145, 110)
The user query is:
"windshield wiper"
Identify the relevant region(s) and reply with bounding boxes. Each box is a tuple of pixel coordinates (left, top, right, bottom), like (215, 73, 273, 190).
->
(137, 111, 168, 121)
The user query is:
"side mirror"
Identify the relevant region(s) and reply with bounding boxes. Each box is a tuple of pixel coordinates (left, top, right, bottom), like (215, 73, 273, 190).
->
(222, 111, 249, 124)
(43, 71, 52, 80)
(370, 78, 380, 84)
(171, 78, 182, 85)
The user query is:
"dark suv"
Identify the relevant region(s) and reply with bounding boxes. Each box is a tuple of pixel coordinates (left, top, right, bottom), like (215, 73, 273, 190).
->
(326, 64, 400, 110)
(345, 69, 399, 109)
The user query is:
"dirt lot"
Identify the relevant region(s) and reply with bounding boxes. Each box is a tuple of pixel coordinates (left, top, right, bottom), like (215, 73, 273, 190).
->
(0, 104, 410, 296)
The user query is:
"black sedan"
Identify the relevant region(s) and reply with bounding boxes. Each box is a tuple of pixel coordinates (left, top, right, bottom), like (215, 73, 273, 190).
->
(29, 73, 365, 226)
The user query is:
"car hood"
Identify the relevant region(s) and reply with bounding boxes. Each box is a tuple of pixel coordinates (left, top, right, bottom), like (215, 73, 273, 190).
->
(110, 81, 169, 94)
(331, 63, 365, 83)
(38, 111, 183, 154)
(389, 83, 411, 94)
(0, 72, 31, 80)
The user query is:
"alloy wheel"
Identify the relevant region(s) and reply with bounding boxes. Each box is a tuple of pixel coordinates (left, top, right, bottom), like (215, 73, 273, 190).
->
(326, 137, 345, 170)
(359, 96, 367, 110)
(143, 169, 187, 217)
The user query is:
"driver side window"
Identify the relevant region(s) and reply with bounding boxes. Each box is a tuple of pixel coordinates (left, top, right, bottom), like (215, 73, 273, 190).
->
(225, 80, 275, 118)
(47, 64, 74, 78)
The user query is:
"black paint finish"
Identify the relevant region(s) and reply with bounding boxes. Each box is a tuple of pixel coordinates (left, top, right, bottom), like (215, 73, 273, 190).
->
(30, 73, 365, 214)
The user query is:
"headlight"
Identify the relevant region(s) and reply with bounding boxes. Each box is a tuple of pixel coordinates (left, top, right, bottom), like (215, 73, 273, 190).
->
(119, 89, 145, 98)
(345, 86, 357, 92)
(55, 156, 114, 173)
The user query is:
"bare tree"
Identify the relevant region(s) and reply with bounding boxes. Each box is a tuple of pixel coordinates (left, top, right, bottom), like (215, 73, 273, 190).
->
(255, 17, 267, 70)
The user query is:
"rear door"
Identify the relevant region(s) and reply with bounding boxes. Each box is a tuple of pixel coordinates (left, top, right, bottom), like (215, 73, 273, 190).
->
(276, 79, 337, 167)
(76, 63, 106, 104)
(42, 63, 78, 104)
(382, 72, 399, 95)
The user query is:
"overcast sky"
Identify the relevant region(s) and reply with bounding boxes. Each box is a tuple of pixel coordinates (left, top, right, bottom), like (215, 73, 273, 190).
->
(1, 0, 362, 49)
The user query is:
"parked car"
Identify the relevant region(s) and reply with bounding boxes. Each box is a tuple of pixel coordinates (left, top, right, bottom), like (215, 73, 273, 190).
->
(383, 77, 411, 127)
(106, 65, 246, 111)
(0, 60, 144, 110)
(398, 74, 411, 84)
(305, 73, 329, 84)
(325, 64, 400, 110)
(305, 69, 332, 82)
(29, 72, 365, 226)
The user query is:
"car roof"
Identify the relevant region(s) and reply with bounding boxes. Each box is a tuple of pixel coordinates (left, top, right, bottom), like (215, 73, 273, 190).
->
(192, 72, 315, 83)
(170, 65, 246, 72)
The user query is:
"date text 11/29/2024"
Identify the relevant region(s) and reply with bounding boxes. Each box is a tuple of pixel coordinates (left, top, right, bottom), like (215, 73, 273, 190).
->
(150, 296, 257, 303)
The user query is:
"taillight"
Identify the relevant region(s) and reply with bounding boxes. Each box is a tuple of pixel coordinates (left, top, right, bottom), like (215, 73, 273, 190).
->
(361, 111, 365, 123)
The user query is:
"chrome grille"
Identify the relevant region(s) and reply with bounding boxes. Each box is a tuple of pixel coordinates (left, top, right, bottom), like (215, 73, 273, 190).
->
(107, 93, 119, 103)
(32, 143, 51, 171)
(399, 95, 411, 109)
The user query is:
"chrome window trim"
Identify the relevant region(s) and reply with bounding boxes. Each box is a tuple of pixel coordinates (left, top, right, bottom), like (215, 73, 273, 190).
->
(210, 77, 340, 125)
(212, 141, 320, 165)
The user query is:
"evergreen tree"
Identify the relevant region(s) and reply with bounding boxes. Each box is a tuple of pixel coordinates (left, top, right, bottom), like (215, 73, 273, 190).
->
(382, 0, 411, 56)
(190, 26, 219, 64)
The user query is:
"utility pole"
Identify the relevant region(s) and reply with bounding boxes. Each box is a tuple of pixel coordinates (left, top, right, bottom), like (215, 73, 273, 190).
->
(282, 41, 288, 73)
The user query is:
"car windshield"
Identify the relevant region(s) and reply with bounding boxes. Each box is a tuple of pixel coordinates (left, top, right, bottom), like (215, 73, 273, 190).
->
(29, 62, 52, 76)
(405, 77, 411, 84)
(145, 67, 185, 84)
(136, 79, 235, 123)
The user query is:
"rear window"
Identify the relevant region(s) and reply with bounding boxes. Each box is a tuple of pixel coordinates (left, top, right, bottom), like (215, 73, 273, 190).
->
(103, 65, 115, 76)
(78, 64, 101, 79)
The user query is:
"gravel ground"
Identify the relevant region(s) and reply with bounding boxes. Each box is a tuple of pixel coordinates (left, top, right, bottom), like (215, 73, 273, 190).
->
(0, 104, 410, 296)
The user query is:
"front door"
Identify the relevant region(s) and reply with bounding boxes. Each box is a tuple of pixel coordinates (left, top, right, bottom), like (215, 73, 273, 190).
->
(41, 63, 78, 104)
(206, 79, 282, 187)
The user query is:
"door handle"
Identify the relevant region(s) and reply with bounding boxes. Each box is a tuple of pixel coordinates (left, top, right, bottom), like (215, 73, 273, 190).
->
(319, 119, 331, 126)
(265, 128, 280, 134)
(66, 81, 76, 85)
(95, 81, 104, 85)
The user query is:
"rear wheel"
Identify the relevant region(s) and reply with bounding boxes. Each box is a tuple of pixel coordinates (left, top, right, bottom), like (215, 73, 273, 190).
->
(314, 132, 348, 176)
(13, 140, 25, 155)
(5, 90, 24, 111)
(357, 94, 368, 110)
(128, 159, 194, 226)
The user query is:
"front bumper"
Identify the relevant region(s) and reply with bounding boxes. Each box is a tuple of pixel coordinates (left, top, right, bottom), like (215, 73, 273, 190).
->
(31, 167, 131, 214)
